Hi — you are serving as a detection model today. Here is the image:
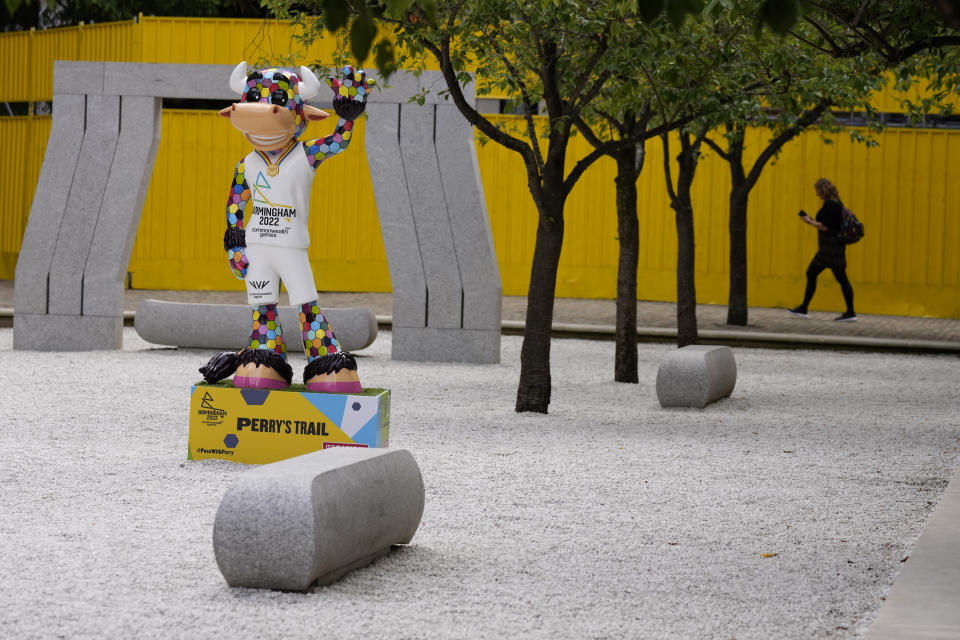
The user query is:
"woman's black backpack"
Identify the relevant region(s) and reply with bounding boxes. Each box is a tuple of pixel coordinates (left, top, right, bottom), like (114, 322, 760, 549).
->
(840, 206, 865, 244)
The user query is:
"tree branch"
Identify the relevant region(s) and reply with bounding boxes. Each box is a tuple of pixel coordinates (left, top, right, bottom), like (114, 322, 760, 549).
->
(702, 135, 731, 162)
(745, 99, 831, 188)
(566, 27, 610, 110)
(896, 36, 960, 61)
(562, 111, 691, 195)
(787, 28, 836, 56)
(431, 34, 535, 167)
(802, 15, 854, 57)
(573, 115, 606, 150)
(475, 22, 546, 173)
(661, 133, 677, 203)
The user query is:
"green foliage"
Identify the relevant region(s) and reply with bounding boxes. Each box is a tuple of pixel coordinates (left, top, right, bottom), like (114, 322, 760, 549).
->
(6, 0, 23, 17)
(4, 0, 266, 30)
(322, 0, 350, 30)
(758, 0, 802, 34)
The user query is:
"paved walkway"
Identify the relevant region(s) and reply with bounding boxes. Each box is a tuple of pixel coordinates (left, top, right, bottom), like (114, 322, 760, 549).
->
(2, 279, 957, 351)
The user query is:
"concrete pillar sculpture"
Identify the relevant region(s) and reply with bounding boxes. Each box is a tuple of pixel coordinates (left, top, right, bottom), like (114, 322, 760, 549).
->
(13, 62, 232, 350)
(365, 72, 502, 364)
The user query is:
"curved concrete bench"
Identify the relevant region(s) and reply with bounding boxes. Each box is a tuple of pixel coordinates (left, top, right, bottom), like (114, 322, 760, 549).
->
(656, 345, 737, 408)
(213, 447, 424, 591)
(134, 299, 377, 351)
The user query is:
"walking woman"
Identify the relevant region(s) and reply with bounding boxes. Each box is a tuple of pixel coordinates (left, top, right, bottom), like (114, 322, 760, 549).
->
(789, 178, 857, 322)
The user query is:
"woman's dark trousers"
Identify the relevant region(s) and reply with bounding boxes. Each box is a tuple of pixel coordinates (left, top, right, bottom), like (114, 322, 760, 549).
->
(801, 261, 855, 313)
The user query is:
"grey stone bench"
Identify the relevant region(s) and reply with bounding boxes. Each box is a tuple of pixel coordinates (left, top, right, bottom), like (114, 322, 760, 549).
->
(134, 299, 377, 352)
(213, 447, 424, 592)
(656, 345, 737, 408)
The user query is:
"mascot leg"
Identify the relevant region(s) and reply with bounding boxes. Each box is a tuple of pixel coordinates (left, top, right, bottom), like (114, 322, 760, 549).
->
(199, 246, 293, 388)
(299, 301, 362, 393)
(232, 303, 293, 389)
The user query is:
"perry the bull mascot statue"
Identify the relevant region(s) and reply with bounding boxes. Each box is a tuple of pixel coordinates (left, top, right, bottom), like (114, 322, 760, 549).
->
(200, 62, 374, 393)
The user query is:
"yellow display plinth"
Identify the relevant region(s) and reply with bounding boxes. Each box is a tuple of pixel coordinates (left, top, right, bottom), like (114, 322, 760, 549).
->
(188, 383, 390, 465)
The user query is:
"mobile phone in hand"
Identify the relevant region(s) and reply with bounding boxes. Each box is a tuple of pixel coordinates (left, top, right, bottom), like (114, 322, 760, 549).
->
(798, 210, 807, 217)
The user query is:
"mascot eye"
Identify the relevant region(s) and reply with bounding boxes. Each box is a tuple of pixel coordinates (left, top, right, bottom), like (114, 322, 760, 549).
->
(270, 90, 289, 107)
(245, 88, 261, 103)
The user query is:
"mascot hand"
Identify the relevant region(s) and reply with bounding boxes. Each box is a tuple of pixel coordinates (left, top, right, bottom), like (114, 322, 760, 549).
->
(227, 246, 249, 280)
(224, 227, 248, 279)
(328, 66, 374, 120)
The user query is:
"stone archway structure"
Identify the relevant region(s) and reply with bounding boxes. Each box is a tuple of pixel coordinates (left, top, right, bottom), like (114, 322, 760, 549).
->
(14, 62, 501, 364)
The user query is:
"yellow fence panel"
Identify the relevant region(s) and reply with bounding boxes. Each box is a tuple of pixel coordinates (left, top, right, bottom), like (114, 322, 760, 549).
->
(0, 30, 39, 101)
(0, 115, 50, 278)
(138, 16, 345, 68)
(74, 20, 140, 63)
(0, 22, 139, 102)
(871, 74, 960, 115)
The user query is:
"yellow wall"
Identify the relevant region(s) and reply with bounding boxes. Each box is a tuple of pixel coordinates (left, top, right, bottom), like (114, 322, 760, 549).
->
(2, 18, 959, 318)
(0, 21, 141, 101)
(0, 115, 50, 276)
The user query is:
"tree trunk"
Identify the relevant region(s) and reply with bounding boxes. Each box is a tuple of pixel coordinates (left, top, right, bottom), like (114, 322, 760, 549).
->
(614, 148, 640, 383)
(722, 105, 829, 325)
(673, 197, 698, 347)
(727, 157, 749, 326)
(671, 136, 700, 348)
(664, 128, 706, 348)
(515, 198, 564, 413)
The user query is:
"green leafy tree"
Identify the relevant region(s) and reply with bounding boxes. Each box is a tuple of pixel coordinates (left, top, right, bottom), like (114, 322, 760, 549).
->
(572, 12, 753, 368)
(642, 11, 769, 347)
(574, 103, 658, 383)
(391, 0, 661, 412)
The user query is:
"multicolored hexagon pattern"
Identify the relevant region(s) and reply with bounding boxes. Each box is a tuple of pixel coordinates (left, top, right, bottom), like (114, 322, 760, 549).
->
(249, 304, 287, 357)
(299, 302, 341, 359)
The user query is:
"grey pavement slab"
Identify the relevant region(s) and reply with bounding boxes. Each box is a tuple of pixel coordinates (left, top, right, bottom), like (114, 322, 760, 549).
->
(0, 327, 958, 638)
(2, 280, 959, 348)
(865, 466, 960, 640)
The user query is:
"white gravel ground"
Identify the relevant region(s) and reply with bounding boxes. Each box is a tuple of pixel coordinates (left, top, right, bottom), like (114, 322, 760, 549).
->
(1, 328, 958, 640)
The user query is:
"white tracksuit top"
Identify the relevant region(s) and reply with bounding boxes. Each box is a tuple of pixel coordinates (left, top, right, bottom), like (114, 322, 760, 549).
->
(242, 146, 315, 249)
